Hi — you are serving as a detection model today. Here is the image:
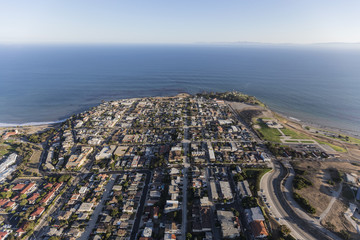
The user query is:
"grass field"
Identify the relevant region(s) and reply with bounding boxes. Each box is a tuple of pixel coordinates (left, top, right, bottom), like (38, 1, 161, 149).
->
(348, 136, 360, 144)
(317, 140, 347, 153)
(256, 122, 282, 142)
(0, 141, 17, 158)
(281, 128, 309, 139)
(316, 129, 360, 145)
(255, 119, 312, 143)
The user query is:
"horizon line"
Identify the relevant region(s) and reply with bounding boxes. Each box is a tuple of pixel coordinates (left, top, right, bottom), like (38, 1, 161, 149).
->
(1, 41, 360, 46)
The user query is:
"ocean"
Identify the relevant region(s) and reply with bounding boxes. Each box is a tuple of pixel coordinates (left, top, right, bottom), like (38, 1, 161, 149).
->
(1, 44, 360, 135)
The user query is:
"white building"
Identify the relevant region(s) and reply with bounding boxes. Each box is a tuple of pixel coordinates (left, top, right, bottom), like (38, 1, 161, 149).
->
(0, 153, 17, 173)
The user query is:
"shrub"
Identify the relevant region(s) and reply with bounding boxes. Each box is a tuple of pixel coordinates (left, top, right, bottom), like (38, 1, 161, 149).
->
(293, 192, 316, 214)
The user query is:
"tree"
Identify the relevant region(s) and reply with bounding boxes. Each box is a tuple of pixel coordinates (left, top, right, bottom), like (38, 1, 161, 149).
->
(20, 199, 28, 206)
(279, 225, 291, 237)
(186, 233, 192, 240)
(20, 194, 27, 200)
(48, 237, 60, 240)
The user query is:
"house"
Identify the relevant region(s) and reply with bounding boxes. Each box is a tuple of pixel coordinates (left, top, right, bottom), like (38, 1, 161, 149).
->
(2, 130, 18, 140)
(0, 232, 9, 240)
(95, 146, 115, 160)
(356, 187, 360, 201)
(345, 173, 357, 184)
(44, 183, 53, 189)
(164, 233, 177, 240)
(142, 227, 153, 238)
(54, 182, 63, 191)
(40, 190, 56, 205)
(20, 182, 37, 195)
(219, 181, 233, 200)
(164, 222, 181, 235)
(164, 200, 180, 213)
(237, 180, 252, 198)
(153, 206, 160, 219)
(12, 183, 25, 191)
(0, 199, 8, 209)
(28, 193, 40, 204)
(77, 203, 94, 212)
(200, 207, 212, 232)
(245, 207, 265, 223)
(46, 227, 64, 237)
(15, 228, 26, 237)
(250, 220, 268, 239)
(30, 207, 45, 220)
(3, 201, 17, 211)
(217, 210, 240, 239)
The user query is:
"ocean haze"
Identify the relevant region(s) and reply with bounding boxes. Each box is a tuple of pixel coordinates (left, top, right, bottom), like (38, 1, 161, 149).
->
(0, 44, 360, 134)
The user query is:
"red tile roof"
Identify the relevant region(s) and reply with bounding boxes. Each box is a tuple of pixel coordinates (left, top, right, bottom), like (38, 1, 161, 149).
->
(53, 182, 63, 191)
(30, 207, 45, 217)
(40, 190, 56, 205)
(0, 199, 8, 207)
(20, 182, 36, 195)
(44, 183, 53, 189)
(28, 193, 40, 202)
(250, 220, 268, 238)
(12, 184, 26, 191)
(4, 201, 15, 208)
(0, 232, 8, 240)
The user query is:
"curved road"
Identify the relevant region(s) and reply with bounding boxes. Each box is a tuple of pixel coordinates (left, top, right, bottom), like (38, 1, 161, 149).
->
(261, 160, 343, 240)
(261, 161, 316, 240)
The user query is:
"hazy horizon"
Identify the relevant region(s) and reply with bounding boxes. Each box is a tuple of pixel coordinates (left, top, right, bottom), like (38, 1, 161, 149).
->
(1, 0, 360, 44)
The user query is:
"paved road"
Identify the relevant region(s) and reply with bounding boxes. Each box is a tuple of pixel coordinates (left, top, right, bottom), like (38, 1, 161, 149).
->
(226, 102, 262, 143)
(34, 186, 68, 238)
(181, 141, 190, 240)
(282, 162, 342, 240)
(130, 170, 152, 240)
(79, 174, 117, 240)
(260, 161, 316, 240)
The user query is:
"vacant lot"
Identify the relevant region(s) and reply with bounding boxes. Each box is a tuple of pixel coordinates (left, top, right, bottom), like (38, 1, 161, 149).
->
(23, 149, 42, 176)
(322, 199, 358, 240)
(292, 161, 333, 217)
(292, 160, 360, 238)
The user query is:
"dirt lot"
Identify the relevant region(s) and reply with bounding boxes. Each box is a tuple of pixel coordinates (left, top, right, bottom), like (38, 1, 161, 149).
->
(227, 101, 273, 124)
(293, 160, 360, 238)
(23, 148, 42, 176)
(292, 160, 334, 217)
(322, 199, 358, 239)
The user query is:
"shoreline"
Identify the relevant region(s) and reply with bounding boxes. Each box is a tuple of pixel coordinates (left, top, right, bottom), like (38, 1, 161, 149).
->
(1, 93, 359, 140)
(276, 112, 360, 139)
(0, 119, 67, 128)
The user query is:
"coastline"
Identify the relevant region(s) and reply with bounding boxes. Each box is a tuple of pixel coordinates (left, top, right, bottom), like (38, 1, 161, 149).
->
(1, 93, 359, 140)
(276, 112, 360, 139)
(0, 119, 67, 128)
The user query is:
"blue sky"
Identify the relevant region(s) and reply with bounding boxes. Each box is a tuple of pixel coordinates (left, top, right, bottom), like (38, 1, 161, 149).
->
(1, 0, 360, 44)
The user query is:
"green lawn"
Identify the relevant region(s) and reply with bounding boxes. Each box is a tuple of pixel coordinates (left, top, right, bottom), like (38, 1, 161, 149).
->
(0, 141, 19, 158)
(256, 122, 282, 142)
(317, 129, 360, 145)
(0, 143, 11, 158)
(281, 128, 309, 139)
(348, 136, 360, 145)
(317, 140, 347, 153)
